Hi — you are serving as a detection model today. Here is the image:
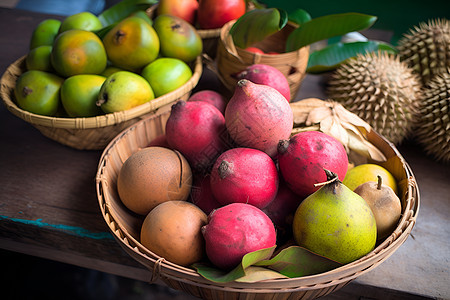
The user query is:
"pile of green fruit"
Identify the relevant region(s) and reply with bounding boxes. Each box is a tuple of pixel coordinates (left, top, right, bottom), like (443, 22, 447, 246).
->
(15, 9, 202, 117)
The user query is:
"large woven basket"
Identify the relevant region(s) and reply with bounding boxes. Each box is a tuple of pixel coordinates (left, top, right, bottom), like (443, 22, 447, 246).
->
(0, 55, 202, 150)
(214, 20, 310, 100)
(96, 109, 419, 300)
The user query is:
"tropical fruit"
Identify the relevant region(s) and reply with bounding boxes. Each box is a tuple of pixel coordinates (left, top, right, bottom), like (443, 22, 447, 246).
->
(50, 29, 107, 77)
(188, 90, 227, 115)
(140, 200, 207, 266)
(14, 70, 64, 116)
(29, 18, 61, 49)
(156, 0, 199, 24)
(60, 74, 105, 117)
(236, 64, 291, 101)
(165, 100, 227, 172)
(59, 11, 103, 33)
(354, 175, 402, 239)
(225, 79, 293, 158)
(190, 174, 222, 215)
(343, 163, 398, 194)
(202, 203, 277, 270)
(209, 147, 279, 209)
(278, 131, 348, 199)
(197, 0, 246, 29)
(117, 146, 192, 215)
(96, 71, 154, 113)
(293, 169, 377, 264)
(141, 57, 192, 97)
(103, 16, 160, 71)
(153, 14, 202, 63)
(26, 45, 53, 72)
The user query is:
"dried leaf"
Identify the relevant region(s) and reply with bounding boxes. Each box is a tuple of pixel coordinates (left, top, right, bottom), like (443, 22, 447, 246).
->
(333, 102, 372, 134)
(306, 106, 332, 126)
(290, 98, 326, 125)
(234, 266, 288, 282)
(347, 129, 386, 161)
(319, 115, 349, 148)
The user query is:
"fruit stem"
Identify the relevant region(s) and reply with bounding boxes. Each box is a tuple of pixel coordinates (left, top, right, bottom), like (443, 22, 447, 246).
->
(314, 168, 339, 187)
(377, 175, 382, 190)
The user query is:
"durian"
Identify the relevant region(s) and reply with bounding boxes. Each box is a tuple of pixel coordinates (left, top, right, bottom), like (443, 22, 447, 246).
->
(415, 70, 450, 163)
(327, 51, 422, 145)
(398, 18, 450, 85)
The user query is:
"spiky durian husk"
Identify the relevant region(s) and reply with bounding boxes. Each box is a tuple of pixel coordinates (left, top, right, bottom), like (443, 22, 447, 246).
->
(398, 18, 450, 85)
(327, 52, 422, 145)
(415, 70, 450, 163)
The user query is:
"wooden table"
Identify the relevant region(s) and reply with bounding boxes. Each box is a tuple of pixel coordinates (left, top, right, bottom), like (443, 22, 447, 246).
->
(0, 7, 448, 300)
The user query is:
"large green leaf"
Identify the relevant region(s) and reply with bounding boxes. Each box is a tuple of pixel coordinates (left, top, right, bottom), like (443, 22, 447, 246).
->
(306, 41, 398, 74)
(255, 246, 342, 277)
(98, 0, 157, 27)
(230, 8, 288, 49)
(288, 8, 311, 25)
(193, 246, 276, 283)
(286, 13, 377, 52)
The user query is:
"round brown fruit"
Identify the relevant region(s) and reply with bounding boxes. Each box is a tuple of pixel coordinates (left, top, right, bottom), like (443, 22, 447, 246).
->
(117, 146, 192, 215)
(140, 200, 207, 266)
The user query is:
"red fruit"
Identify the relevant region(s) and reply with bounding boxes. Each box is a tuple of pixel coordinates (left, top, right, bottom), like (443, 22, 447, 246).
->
(188, 90, 227, 115)
(147, 133, 170, 148)
(225, 79, 293, 157)
(202, 203, 277, 270)
(165, 100, 227, 172)
(197, 0, 246, 29)
(244, 47, 264, 54)
(210, 147, 279, 209)
(156, 0, 199, 25)
(277, 131, 349, 198)
(236, 64, 291, 101)
(190, 174, 222, 215)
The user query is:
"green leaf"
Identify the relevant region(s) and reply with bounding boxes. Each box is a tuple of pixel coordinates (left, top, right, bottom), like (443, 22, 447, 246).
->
(286, 13, 377, 52)
(192, 246, 276, 283)
(235, 266, 288, 283)
(230, 8, 288, 49)
(306, 41, 398, 74)
(288, 8, 311, 25)
(98, 0, 157, 27)
(254, 246, 342, 278)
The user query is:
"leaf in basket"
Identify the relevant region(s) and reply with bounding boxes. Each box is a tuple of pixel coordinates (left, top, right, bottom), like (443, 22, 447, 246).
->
(290, 98, 326, 126)
(288, 8, 311, 25)
(306, 41, 397, 74)
(286, 13, 378, 52)
(193, 245, 276, 283)
(234, 266, 288, 283)
(97, 0, 157, 27)
(230, 8, 288, 49)
(347, 129, 387, 162)
(319, 115, 350, 148)
(254, 246, 342, 278)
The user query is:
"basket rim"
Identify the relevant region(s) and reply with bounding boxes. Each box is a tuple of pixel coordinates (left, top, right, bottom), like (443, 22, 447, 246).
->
(0, 55, 202, 130)
(95, 110, 420, 292)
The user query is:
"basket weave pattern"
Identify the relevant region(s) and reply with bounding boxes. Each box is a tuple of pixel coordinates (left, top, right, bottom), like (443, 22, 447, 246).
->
(96, 110, 419, 300)
(1, 56, 202, 150)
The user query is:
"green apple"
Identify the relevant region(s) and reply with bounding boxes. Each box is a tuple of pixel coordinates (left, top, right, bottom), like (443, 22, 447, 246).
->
(96, 71, 154, 113)
(60, 74, 106, 117)
(14, 70, 64, 116)
(141, 57, 192, 97)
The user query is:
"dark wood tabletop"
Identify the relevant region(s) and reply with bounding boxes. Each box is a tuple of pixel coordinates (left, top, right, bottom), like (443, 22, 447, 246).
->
(0, 7, 448, 300)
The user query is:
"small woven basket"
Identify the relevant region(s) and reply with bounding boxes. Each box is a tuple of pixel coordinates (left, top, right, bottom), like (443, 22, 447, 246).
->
(0, 55, 202, 150)
(214, 20, 310, 100)
(96, 109, 419, 300)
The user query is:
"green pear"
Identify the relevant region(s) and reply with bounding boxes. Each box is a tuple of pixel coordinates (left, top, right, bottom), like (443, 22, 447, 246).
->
(26, 45, 53, 72)
(96, 71, 154, 113)
(29, 19, 61, 50)
(60, 74, 106, 117)
(14, 70, 64, 116)
(59, 11, 103, 33)
(292, 169, 377, 264)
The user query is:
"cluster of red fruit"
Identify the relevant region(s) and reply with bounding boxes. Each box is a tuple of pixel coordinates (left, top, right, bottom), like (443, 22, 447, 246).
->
(157, 0, 246, 29)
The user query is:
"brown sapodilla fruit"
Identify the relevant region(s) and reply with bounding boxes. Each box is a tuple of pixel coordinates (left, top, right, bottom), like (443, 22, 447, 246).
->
(225, 79, 293, 158)
(117, 146, 192, 215)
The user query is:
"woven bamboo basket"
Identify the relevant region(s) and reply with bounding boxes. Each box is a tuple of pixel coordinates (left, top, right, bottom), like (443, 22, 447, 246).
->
(214, 20, 310, 100)
(0, 55, 202, 150)
(96, 109, 419, 300)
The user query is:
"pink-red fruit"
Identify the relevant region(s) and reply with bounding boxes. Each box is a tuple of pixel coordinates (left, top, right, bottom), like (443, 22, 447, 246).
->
(202, 203, 277, 270)
(225, 79, 293, 157)
(278, 131, 348, 198)
(166, 100, 227, 172)
(188, 90, 227, 115)
(236, 64, 291, 101)
(190, 174, 222, 215)
(210, 147, 279, 209)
